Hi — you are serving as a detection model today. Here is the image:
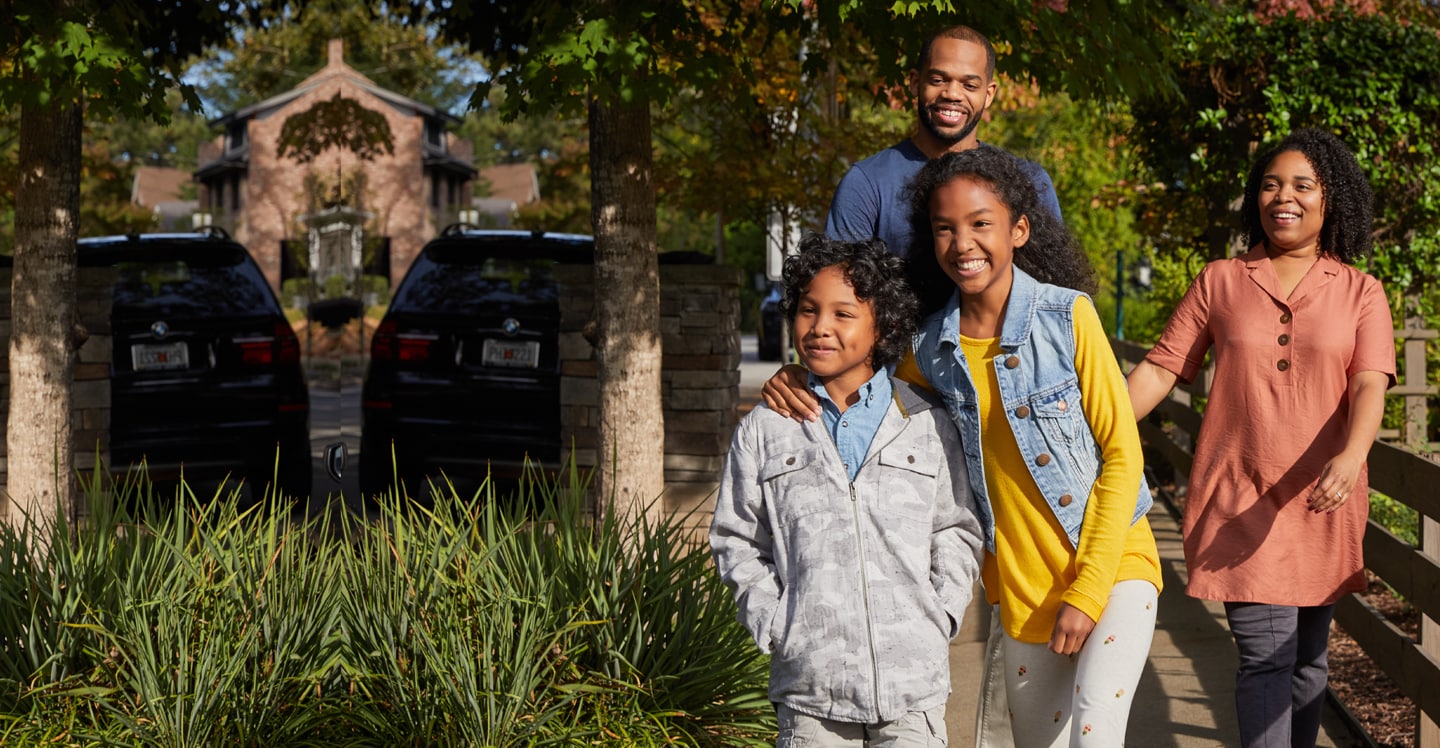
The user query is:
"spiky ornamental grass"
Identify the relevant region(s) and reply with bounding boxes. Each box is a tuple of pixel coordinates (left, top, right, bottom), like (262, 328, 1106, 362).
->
(0, 460, 774, 746)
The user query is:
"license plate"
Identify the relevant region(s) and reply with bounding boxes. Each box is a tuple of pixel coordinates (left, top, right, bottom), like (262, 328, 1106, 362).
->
(481, 338, 539, 368)
(132, 341, 189, 371)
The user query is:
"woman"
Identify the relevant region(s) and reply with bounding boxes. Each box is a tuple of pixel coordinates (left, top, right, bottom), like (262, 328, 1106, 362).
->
(1127, 128, 1396, 748)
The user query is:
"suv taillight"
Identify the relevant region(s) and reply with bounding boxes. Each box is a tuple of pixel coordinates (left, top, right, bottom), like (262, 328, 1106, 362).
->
(237, 322, 302, 366)
(370, 320, 434, 364)
(371, 320, 397, 361)
(276, 321, 301, 364)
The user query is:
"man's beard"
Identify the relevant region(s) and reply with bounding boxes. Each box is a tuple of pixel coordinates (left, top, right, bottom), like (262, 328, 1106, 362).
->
(918, 99, 984, 145)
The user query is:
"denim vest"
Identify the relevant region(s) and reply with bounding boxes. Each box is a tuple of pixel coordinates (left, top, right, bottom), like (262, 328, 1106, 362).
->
(913, 267, 1152, 552)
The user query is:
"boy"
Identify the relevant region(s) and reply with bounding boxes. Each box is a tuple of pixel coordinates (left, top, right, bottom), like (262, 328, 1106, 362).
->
(710, 234, 983, 747)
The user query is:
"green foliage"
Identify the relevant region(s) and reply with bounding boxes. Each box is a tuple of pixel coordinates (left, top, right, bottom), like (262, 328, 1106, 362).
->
(1129, 7, 1440, 309)
(0, 0, 266, 119)
(1369, 492, 1419, 546)
(187, 0, 482, 114)
(0, 464, 773, 745)
(777, 0, 1181, 104)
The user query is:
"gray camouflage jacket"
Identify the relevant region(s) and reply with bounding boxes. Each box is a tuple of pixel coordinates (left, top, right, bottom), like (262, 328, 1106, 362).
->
(709, 378, 983, 723)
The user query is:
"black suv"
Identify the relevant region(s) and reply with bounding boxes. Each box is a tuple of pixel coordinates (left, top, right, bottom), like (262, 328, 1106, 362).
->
(82, 231, 311, 500)
(359, 227, 591, 499)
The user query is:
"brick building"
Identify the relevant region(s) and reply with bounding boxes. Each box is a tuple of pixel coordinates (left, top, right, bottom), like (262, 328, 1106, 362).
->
(194, 39, 477, 290)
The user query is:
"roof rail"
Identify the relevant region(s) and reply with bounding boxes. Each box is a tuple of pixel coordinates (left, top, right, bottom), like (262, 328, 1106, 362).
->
(195, 225, 232, 241)
(440, 222, 482, 237)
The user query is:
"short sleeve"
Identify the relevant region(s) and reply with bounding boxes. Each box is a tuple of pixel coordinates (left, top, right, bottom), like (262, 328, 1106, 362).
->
(824, 167, 880, 243)
(1351, 275, 1397, 387)
(1145, 264, 1216, 384)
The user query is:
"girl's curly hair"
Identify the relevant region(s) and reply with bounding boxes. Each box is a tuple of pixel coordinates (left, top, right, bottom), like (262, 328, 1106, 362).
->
(781, 233, 919, 370)
(1241, 128, 1374, 264)
(904, 145, 1095, 316)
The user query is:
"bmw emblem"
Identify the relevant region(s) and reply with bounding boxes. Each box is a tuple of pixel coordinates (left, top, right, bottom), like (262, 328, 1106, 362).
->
(502, 317, 521, 337)
(150, 321, 170, 339)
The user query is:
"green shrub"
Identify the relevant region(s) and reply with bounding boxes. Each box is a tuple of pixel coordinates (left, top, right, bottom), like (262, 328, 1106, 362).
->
(1369, 491, 1419, 546)
(0, 463, 773, 746)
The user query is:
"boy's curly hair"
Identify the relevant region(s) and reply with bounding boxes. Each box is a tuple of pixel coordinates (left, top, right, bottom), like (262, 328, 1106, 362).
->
(904, 145, 1096, 316)
(1241, 128, 1375, 264)
(781, 234, 919, 370)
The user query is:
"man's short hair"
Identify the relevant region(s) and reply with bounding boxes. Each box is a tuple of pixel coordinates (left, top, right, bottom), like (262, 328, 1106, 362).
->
(917, 25, 996, 80)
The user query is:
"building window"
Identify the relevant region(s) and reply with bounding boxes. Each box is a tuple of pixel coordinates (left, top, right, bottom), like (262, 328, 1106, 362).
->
(214, 181, 225, 212)
(430, 173, 441, 209)
(424, 119, 444, 151)
(226, 122, 247, 153)
(230, 174, 241, 212)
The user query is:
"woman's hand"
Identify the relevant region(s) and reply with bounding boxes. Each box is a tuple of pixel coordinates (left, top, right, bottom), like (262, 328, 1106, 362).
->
(1049, 603, 1096, 656)
(1309, 369, 1389, 513)
(760, 364, 820, 422)
(1307, 451, 1365, 513)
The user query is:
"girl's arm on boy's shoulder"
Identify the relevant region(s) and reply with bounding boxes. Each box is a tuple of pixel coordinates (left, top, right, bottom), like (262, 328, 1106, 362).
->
(760, 364, 819, 422)
(928, 412, 984, 639)
(708, 416, 784, 653)
(764, 346, 935, 421)
(1063, 297, 1146, 626)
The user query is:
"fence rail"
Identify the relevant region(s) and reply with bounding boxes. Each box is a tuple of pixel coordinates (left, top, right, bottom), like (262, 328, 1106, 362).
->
(1112, 334, 1440, 748)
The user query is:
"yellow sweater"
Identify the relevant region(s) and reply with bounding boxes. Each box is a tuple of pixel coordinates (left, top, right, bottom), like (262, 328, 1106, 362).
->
(898, 297, 1161, 643)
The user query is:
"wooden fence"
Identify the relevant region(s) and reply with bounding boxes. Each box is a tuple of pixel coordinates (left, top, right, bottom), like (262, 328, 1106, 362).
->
(1112, 331, 1440, 747)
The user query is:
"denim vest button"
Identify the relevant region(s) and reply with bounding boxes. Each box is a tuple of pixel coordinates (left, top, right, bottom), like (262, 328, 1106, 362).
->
(1059, 493, 1073, 507)
(1036, 453, 1052, 466)
(1057, 400, 1068, 411)
(1015, 405, 1031, 419)
(1004, 355, 1020, 369)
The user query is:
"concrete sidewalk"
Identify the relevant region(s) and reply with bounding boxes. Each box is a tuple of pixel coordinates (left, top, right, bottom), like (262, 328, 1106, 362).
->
(942, 502, 1361, 747)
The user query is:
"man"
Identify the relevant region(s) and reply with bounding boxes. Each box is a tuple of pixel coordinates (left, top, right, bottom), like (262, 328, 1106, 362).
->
(826, 25, 1063, 748)
(825, 25, 1061, 259)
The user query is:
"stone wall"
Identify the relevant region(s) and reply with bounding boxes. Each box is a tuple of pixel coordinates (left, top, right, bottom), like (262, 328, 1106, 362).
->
(556, 263, 742, 528)
(0, 267, 114, 499)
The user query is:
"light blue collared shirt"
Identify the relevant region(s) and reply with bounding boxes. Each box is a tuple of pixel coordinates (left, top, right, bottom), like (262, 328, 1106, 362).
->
(810, 366, 893, 481)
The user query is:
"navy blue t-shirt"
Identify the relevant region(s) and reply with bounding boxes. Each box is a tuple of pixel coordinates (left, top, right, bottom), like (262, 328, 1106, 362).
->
(823, 139, 1063, 259)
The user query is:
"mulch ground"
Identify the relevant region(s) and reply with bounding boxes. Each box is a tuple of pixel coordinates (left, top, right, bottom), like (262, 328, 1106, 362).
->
(1328, 571, 1420, 747)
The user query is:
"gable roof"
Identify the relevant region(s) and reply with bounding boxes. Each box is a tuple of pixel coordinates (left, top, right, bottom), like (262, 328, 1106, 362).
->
(208, 39, 462, 128)
(474, 163, 540, 205)
(131, 166, 192, 206)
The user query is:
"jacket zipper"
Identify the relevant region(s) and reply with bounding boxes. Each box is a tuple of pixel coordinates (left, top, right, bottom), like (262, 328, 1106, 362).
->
(848, 415, 911, 719)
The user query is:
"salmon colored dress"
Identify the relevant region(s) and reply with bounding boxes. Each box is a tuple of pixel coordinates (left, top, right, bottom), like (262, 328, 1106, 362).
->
(1144, 247, 1395, 606)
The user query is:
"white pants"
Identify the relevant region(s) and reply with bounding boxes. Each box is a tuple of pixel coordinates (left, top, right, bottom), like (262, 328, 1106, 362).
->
(1001, 580, 1158, 748)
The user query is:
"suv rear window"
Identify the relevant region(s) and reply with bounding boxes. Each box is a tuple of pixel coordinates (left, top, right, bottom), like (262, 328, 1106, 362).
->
(97, 247, 279, 317)
(391, 241, 591, 315)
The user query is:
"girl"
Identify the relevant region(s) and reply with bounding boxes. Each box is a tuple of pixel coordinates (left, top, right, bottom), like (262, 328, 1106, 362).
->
(903, 146, 1161, 748)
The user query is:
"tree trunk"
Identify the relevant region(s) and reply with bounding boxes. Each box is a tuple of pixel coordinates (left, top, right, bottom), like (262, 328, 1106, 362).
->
(587, 95, 664, 523)
(6, 100, 82, 532)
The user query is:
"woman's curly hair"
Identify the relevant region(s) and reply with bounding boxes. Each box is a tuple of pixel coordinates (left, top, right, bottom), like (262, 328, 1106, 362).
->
(781, 233, 919, 370)
(1241, 128, 1375, 264)
(904, 145, 1096, 316)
